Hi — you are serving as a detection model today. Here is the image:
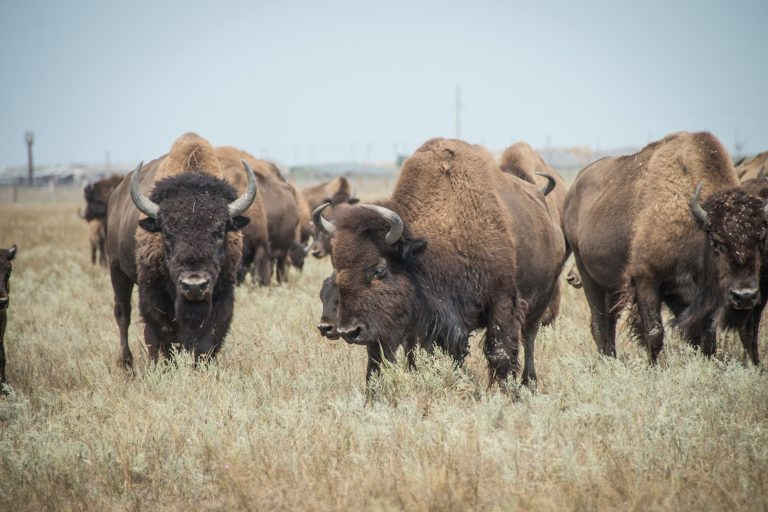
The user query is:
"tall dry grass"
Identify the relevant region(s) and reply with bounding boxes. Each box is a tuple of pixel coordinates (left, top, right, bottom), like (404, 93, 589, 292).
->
(0, 192, 766, 511)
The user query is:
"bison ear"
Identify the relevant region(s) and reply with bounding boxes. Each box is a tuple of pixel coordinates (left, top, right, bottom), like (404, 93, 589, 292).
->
(399, 237, 427, 261)
(138, 217, 161, 233)
(6, 245, 17, 261)
(228, 216, 250, 231)
(348, 197, 360, 204)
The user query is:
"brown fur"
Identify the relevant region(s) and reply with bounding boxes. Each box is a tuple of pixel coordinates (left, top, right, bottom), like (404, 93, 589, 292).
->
(87, 219, 106, 266)
(500, 141, 570, 325)
(302, 176, 353, 211)
(565, 131, 765, 363)
(215, 147, 299, 283)
(736, 150, 768, 182)
(330, 138, 565, 387)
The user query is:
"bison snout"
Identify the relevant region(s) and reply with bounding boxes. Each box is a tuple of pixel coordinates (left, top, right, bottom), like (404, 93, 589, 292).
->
(179, 272, 211, 302)
(0, 296, 8, 310)
(338, 324, 363, 344)
(729, 288, 759, 310)
(317, 322, 339, 339)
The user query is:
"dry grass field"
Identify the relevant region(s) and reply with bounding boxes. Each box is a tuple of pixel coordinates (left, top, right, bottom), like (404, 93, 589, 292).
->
(0, 179, 767, 511)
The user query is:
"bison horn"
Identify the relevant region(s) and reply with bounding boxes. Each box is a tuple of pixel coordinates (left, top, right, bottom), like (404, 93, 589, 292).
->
(312, 201, 336, 236)
(228, 160, 258, 217)
(689, 182, 710, 228)
(536, 173, 556, 197)
(129, 162, 159, 219)
(360, 204, 404, 245)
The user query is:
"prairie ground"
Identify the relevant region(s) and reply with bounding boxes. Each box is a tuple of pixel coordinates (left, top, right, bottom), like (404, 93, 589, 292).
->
(0, 183, 767, 511)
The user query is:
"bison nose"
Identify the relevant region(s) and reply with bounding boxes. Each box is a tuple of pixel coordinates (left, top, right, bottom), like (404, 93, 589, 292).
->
(179, 273, 211, 301)
(338, 324, 363, 344)
(0, 296, 7, 309)
(317, 323, 333, 336)
(729, 288, 759, 309)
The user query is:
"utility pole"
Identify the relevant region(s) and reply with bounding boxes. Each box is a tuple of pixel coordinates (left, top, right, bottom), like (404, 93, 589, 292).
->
(455, 85, 462, 139)
(25, 131, 34, 186)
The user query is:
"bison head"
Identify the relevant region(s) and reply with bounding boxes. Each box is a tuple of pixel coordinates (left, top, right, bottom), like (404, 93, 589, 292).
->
(131, 161, 256, 347)
(309, 196, 359, 258)
(317, 272, 340, 340)
(689, 184, 767, 312)
(0, 245, 17, 311)
(316, 202, 427, 345)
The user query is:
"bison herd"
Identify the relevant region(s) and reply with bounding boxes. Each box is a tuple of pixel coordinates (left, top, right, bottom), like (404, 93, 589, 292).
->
(2, 130, 768, 394)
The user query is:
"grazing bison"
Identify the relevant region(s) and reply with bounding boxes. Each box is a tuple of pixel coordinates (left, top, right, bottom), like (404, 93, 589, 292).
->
(0, 245, 17, 392)
(80, 174, 123, 266)
(736, 151, 768, 182)
(106, 133, 257, 367)
(500, 142, 569, 325)
(216, 147, 300, 284)
(315, 138, 565, 387)
(564, 131, 767, 363)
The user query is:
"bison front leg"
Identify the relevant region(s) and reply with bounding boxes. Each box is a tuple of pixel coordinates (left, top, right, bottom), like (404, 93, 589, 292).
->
(110, 265, 134, 370)
(484, 294, 525, 390)
(634, 277, 664, 364)
(521, 321, 540, 388)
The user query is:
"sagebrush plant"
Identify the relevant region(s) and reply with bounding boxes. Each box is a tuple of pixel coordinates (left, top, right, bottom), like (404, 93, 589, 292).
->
(0, 187, 766, 511)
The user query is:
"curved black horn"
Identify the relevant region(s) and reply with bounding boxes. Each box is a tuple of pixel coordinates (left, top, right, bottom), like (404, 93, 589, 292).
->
(689, 182, 710, 228)
(536, 173, 556, 196)
(360, 204, 404, 245)
(129, 162, 158, 218)
(312, 201, 336, 236)
(228, 160, 258, 217)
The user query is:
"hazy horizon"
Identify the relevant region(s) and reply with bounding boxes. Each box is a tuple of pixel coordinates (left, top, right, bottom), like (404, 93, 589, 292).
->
(1, 0, 767, 168)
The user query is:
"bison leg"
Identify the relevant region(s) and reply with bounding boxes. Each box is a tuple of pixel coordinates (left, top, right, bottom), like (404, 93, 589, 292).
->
(521, 321, 540, 388)
(577, 262, 618, 357)
(0, 311, 7, 393)
(144, 323, 172, 363)
(252, 245, 272, 286)
(274, 251, 287, 284)
(110, 265, 134, 369)
(483, 294, 525, 390)
(98, 238, 107, 267)
(634, 278, 664, 364)
(90, 241, 98, 266)
(738, 294, 765, 366)
(539, 280, 561, 327)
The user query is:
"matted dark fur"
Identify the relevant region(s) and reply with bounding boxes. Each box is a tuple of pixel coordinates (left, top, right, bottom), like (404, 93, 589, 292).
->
(565, 131, 767, 363)
(0, 245, 17, 392)
(328, 138, 565, 388)
(303, 177, 356, 259)
(106, 133, 250, 368)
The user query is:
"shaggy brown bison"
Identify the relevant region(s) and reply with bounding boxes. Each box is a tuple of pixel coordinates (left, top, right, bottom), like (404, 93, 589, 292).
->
(500, 142, 569, 325)
(216, 147, 300, 284)
(316, 138, 565, 387)
(736, 151, 768, 182)
(564, 131, 767, 363)
(106, 134, 257, 367)
(79, 174, 122, 266)
(0, 245, 17, 392)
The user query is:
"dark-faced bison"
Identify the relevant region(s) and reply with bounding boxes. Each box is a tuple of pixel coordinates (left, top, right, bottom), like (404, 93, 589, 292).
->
(316, 138, 565, 387)
(0, 244, 18, 392)
(303, 177, 357, 259)
(106, 133, 257, 367)
(79, 174, 123, 266)
(564, 131, 767, 363)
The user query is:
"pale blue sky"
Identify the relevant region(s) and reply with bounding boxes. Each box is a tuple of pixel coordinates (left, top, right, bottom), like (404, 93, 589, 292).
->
(1, 0, 766, 167)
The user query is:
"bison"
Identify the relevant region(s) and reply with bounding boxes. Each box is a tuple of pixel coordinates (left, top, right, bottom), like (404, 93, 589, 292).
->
(79, 174, 123, 266)
(106, 133, 257, 367)
(216, 147, 300, 284)
(0, 244, 17, 392)
(500, 142, 570, 325)
(317, 272, 340, 340)
(302, 177, 357, 259)
(315, 138, 566, 387)
(564, 131, 767, 363)
(736, 151, 768, 182)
